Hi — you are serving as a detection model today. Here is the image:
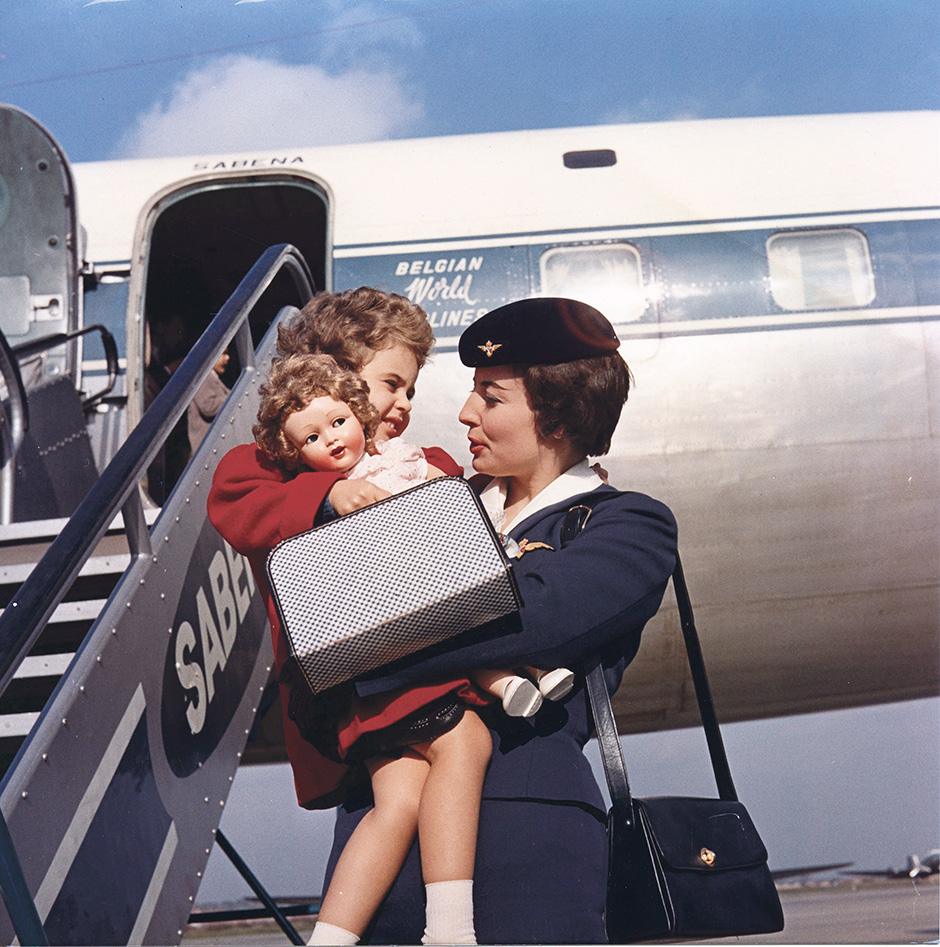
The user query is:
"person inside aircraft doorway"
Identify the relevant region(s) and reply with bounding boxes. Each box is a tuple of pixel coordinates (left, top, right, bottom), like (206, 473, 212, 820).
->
(145, 269, 217, 503)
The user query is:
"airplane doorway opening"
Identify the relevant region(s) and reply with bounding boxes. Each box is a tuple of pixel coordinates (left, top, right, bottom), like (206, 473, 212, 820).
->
(141, 178, 328, 501)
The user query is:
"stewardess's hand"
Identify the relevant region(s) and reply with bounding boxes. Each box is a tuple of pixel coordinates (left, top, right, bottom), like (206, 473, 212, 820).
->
(328, 479, 392, 515)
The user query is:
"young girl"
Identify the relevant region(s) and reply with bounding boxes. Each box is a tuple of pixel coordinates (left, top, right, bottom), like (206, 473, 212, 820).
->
(255, 354, 575, 716)
(254, 353, 573, 945)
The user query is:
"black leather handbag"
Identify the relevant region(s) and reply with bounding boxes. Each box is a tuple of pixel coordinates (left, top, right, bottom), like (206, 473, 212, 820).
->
(584, 554, 784, 943)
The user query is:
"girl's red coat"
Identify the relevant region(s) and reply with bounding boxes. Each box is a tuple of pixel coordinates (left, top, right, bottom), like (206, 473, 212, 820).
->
(207, 442, 482, 808)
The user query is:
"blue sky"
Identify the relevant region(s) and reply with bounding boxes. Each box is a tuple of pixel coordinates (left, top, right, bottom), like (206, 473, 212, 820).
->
(2, 0, 938, 911)
(1, 0, 938, 162)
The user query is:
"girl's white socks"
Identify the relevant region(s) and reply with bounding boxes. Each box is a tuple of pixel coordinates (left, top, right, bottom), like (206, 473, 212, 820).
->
(422, 879, 476, 945)
(307, 920, 360, 945)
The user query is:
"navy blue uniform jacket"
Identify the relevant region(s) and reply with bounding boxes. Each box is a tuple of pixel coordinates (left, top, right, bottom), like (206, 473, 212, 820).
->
(353, 483, 678, 811)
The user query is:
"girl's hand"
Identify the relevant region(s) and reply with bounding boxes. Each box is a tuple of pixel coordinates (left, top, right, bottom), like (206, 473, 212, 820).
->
(426, 464, 447, 480)
(328, 479, 391, 514)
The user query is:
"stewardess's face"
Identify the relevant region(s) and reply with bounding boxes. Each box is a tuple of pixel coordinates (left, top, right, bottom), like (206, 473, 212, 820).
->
(458, 365, 543, 480)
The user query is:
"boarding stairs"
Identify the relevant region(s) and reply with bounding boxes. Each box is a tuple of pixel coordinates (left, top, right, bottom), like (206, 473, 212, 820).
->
(0, 519, 142, 774)
(0, 245, 314, 946)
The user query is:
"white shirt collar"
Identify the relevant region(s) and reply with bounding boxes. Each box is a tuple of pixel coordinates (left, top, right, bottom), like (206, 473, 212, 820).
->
(479, 460, 604, 536)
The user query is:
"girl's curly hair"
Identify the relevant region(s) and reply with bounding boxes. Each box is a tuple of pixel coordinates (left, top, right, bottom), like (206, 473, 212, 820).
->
(254, 354, 379, 471)
(277, 287, 434, 370)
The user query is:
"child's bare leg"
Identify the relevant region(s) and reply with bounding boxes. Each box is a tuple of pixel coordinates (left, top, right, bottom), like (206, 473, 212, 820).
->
(414, 709, 491, 881)
(311, 752, 429, 943)
(473, 667, 542, 717)
(472, 668, 516, 703)
(413, 709, 491, 945)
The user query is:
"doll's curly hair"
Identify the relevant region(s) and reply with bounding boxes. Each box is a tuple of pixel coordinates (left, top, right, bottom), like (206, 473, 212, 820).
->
(254, 354, 380, 471)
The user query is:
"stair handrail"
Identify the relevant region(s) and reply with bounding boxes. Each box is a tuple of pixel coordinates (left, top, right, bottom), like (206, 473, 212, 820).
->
(12, 323, 121, 411)
(0, 243, 314, 699)
(0, 327, 30, 526)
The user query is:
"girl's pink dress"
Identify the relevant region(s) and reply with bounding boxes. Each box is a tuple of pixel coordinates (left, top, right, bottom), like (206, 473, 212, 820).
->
(345, 439, 429, 494)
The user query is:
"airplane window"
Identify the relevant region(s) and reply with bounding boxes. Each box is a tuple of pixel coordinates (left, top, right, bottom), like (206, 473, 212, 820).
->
(540, 243, 646, 323)
(766, 229, 875, 311)
(83, 272, 129, 357)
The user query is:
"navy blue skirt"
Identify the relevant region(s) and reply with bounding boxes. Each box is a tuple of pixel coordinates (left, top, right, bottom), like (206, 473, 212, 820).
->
(324, 795, 609, 945)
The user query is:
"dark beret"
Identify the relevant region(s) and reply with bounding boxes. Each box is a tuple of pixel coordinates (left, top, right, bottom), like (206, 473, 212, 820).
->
(459, 297, 620, 367)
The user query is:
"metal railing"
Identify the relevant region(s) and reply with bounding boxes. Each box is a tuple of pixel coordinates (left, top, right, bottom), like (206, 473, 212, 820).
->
(0, 322, 121, 525)
(0, 327, 29, 526)
(12, 323, 120, 411)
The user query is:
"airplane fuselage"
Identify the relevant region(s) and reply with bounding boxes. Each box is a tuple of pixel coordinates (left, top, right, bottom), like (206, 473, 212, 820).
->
(4, 109, 939, 735)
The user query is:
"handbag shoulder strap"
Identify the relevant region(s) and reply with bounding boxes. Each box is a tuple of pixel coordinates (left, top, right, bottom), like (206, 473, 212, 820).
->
(584, 651, 634, 828)
(560, 497, 738, 822)
(671, 554, 738, 802)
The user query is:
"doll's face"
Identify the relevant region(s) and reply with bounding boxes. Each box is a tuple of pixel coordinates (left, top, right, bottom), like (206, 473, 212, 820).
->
(282, 395, 367, 473)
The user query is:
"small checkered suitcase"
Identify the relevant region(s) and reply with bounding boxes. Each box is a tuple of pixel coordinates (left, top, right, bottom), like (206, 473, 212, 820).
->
(265, 476, 522, 694)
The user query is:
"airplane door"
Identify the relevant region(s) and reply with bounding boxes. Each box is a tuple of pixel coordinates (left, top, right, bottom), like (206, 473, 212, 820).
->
(0, 106, 81, 387)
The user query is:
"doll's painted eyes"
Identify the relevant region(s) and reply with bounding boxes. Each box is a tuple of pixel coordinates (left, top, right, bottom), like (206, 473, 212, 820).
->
(306, 418, 344, 444)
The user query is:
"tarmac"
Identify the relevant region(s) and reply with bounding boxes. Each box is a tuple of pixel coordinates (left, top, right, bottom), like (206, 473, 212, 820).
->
(183, 876, 939, 946)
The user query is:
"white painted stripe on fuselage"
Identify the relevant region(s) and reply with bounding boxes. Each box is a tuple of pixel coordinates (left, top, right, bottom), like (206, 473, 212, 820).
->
(425, 306, 940, 353)
(614, 305, 940, 338)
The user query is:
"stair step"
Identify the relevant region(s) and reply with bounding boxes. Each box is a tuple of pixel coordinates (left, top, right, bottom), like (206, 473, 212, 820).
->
(15, 653, 74, 679)
(0, 599, 106, 624)
(0, 553, 131, 587)
(0, 711, 40, 740)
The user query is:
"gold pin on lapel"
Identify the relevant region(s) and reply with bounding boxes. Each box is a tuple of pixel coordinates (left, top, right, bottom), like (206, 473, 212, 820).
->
(700, 848, 716, 866)
(515, 539, 554, 558)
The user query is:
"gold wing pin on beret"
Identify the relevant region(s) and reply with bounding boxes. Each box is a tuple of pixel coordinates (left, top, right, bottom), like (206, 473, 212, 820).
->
(478, 340, 503, 358)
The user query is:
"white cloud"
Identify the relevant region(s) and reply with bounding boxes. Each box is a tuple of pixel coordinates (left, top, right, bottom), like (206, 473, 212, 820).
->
(116, 54, 423, 159)
(605, 96, 704, 126)
(318, 1, 423, 67)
